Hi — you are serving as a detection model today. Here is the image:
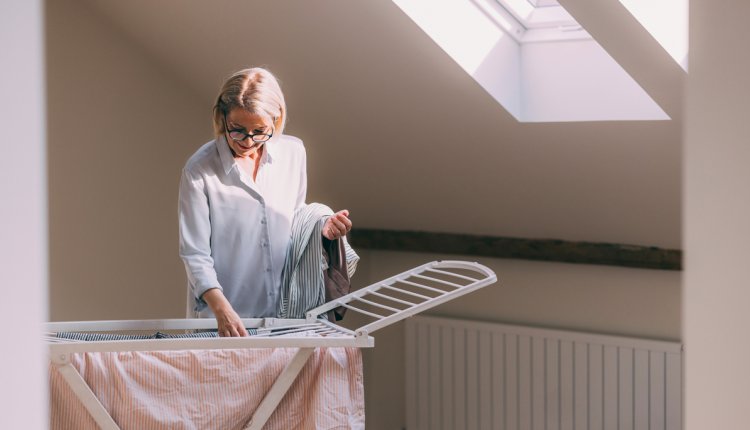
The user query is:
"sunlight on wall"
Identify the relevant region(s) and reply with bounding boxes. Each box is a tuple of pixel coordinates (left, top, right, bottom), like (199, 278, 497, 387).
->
(392, 0, 522, 119)
(618, 0, 688, 70)
(392, 0, 505, 74)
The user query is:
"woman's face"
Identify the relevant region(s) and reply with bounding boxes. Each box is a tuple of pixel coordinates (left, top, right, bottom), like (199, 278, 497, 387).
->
(224, 108, 274, 158)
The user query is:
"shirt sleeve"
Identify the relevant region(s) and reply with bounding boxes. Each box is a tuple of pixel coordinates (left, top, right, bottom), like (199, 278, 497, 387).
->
(178, 167, 222, 312)
(295, 143, 308, 211)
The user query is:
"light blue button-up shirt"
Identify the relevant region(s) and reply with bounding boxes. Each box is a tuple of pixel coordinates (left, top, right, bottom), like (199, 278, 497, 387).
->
(178, 134, 307, 318)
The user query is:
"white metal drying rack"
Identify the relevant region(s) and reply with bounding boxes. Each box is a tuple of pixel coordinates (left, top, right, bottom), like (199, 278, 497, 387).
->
(45, 260, 497, 430)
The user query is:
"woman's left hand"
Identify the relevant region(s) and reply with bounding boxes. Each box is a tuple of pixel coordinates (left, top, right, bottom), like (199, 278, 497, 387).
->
(323, 209, 352, 240)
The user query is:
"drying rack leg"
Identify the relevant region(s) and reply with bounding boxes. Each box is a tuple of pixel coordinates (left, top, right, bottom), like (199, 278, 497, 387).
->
(55, 358, 120, 430)
(243, 347, 315, 430)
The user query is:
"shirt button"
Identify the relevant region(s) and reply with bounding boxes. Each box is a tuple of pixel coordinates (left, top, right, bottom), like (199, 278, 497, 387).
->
(261, 219, 267, 225)
(266, 268, 272, 273)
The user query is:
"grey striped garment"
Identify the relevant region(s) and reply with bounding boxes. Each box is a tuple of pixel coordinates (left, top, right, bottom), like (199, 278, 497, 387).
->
(56, 329, 259, 341)
(277, 203, 359, 319)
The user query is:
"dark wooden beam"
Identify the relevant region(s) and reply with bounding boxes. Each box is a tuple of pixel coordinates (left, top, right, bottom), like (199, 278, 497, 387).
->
(350, 228, 682, 271)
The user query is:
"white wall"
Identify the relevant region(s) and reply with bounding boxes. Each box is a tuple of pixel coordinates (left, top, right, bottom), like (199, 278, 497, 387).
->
(684, 1, 750, 429)
(46, 0, 209, 320)
(0, 0, 47, 428)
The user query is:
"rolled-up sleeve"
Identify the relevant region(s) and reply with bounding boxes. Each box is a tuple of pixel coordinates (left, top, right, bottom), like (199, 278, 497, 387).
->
(178, 168, 221, 312)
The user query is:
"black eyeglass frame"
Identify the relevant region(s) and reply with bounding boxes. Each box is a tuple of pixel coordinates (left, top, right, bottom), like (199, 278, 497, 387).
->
(223, 114, 274, 144)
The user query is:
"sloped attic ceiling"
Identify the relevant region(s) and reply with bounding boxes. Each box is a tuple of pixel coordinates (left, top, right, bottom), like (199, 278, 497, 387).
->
(80, 0, 682, 249)
(390, 0, 685, 122)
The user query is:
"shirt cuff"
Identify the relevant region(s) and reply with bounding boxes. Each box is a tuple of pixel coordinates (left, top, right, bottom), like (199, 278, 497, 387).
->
(193, 286, 222, 313)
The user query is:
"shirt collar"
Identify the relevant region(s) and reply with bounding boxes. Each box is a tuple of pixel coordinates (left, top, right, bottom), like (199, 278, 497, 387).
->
(215, 134, 235, 175)
(215, 134, 277, 175)
(263, 138, 276, 164)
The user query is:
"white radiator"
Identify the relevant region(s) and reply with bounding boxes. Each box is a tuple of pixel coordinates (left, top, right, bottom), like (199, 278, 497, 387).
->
(405, 316, 682, 430)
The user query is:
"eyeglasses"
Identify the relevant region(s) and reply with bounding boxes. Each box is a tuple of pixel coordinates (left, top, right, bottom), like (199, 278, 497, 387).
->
(224, 115, 274, 143)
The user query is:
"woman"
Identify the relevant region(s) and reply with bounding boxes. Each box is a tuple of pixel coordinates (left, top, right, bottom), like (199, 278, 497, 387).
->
(178, 67, 352, 337)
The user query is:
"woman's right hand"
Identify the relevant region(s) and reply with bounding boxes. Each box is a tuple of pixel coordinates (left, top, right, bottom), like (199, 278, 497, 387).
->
(202, 288, 249, 337)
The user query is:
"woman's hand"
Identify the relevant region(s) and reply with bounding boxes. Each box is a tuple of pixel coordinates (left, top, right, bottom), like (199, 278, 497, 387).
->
(214, 306, 248, 337)
(202, 288, 248, 337)
(323, 209, 352, 240)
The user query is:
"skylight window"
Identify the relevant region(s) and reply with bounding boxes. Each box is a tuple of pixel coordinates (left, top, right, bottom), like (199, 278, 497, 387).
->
(392, 0, 670, 122)
(470, 0, 590, 44)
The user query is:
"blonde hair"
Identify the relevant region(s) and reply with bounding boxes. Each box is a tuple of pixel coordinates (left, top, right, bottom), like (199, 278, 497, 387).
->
(212, 67, 287, 137)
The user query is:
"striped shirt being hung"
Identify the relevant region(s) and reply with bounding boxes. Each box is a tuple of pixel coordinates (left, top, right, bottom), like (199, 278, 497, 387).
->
(277, 203, 359, 319)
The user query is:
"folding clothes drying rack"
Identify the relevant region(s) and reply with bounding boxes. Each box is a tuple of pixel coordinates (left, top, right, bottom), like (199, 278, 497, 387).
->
(45, 260, 497, 430)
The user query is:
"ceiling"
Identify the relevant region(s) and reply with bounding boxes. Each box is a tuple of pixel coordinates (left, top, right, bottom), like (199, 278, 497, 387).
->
(80, 0, 684, 248)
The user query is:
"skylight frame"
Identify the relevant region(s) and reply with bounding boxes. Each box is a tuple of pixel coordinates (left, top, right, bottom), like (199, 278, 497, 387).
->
(486, 0, 591, 43)
(527, 0, 560, 7)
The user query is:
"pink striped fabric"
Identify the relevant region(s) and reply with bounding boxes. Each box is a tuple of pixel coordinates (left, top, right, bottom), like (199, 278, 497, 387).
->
(49, 347, 364, 429)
